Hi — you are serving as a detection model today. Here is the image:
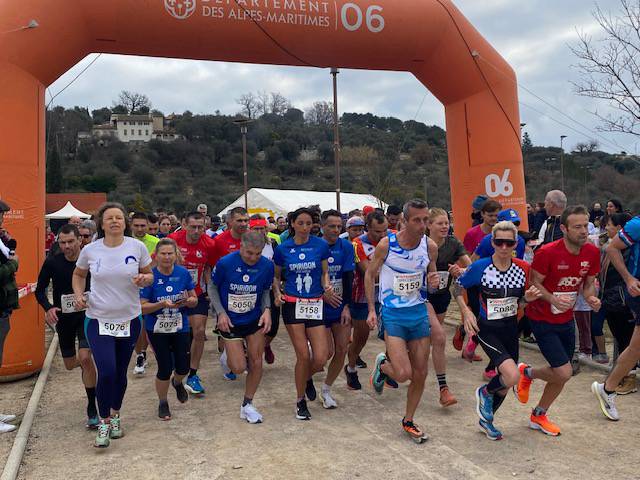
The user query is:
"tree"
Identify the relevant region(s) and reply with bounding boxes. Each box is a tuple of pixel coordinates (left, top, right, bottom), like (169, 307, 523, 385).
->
(317, 141, 334, 164)
(574, 140, 600, 154)
(46, 148, 63, 193)
(522, 132, 533, 153)
(92, 107, 112, 125)
(269, 92, 291, 116)
(236, 93, 258, 119)
(115, 90, 152, 115)
(256, 90, 270, 117)
(131, 164, 155, 190)
(571, 0, 640, 135)
(306, 101, 334, 126)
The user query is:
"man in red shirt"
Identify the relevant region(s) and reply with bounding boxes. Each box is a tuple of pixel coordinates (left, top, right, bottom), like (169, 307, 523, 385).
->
(212, 207, 249, 262)
(169, 212, 217, 394)
(515, 205, 600, 436)
(463, 200, 501, 254)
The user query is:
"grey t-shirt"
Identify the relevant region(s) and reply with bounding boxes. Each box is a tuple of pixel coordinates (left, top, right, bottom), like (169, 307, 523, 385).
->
(433, 236, 466, 293)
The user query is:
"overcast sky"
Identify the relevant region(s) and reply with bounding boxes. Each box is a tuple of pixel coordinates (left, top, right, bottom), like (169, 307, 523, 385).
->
(48, 0, 635, 154)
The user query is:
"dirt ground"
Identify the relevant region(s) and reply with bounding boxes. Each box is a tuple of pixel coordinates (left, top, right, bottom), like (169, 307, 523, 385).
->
(2, 319, 639, 480)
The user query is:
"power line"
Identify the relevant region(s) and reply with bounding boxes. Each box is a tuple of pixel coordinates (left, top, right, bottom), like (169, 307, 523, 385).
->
(46, 54, 102, 109)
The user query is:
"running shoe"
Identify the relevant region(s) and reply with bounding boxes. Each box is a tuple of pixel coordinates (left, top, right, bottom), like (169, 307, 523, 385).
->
(158, 401, 171, 421)
(240, 403, 263, 424)
(616, 375, 637, 395)
(133, 354, 146, 375)
(529, 412, 561, 436)
(385, 377, 399, 389)
(472, 354, 483, 362)
(355, 356, 368, 369)
(462, 338, 478, 362)
(0, 422, 16, 434)
(172, 378, 189, 403)
(86, 415, 100, 429)
(402, 418, 428, 443)
(0, 414, 16, 423)
(321, 390, 338, 409)
(223, 372, 237, 381)
(475, 385, 494, 423)
(264, 345, 275, 365)
(344, 365, 362, 390)
(109, 415, 123, 439)
(593, 353, 610, 365)
(452, 325, 465, 351)
(439, 387, 457, 407)
(305, 378, 317, 401)
(514, 363, 532, 404)
(185, 375, 205, 394)
(521, 335, 536, 343)
(591, 381, 619, 421)
(94, 421, 111, 448)
(370, 352, 388, 394)
(296, 399, 311, 420)
(482, 369, 497, 381)
(479, 419, 503, 441)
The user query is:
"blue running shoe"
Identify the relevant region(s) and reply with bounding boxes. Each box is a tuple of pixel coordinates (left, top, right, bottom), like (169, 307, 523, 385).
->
(385, 377, 399, 389)
(475, 385, 494, 423)
(370, 352, 388, 394)
(185, 374, 205, 394)
(86, 415, 100, 429)
(223, 372, 237, 381)
(479, 419, 503, 440)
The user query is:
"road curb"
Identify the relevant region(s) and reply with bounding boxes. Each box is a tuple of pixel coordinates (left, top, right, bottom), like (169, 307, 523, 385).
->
(442, 319, 612, 374)
(1, 334, 58, 480)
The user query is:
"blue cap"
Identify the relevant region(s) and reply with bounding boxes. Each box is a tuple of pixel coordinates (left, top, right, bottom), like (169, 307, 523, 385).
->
(472, 195, 488, 210)
(498, 208, 521, 223)
(346, 216, 365, 228)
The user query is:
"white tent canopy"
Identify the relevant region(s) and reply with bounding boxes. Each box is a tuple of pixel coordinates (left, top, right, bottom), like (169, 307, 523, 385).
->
(45, 201, 91, 219)
(217, 188, 387, 218)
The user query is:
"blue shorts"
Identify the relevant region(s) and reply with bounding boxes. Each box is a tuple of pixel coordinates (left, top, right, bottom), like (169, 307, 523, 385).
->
(380, 303, 430, 341)
(529, 319, 575, 368)
(429, 291, 451, 315)
(186, 294, 210, 317)
(349, 302, 380, 321)
(624, 291, 640, 326)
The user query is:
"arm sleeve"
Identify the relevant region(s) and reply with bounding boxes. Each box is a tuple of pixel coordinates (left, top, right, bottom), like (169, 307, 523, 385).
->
(273, 245, 284, 267)
(530, 246, 550, 277)
(139, 243, 152, 268)
(342, 270, 354, 304)
(457, 260, 484, 289)
(261, 289, 271, 312)
(209, 282, 225, 315)
(619, 217, 640, 248)
(35, 258, 53, 311)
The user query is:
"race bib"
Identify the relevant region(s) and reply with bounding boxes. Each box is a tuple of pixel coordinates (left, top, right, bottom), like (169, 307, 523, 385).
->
(393, 272, 423, 296)
(228, 293, 257, 314)
(188, 268, 199, 287)
(487, 297, 518, 320)
(437, 271, 450, 290)
(60, 293, 87, 314)
(98, 320, 131, 338)
(154, 312, 182, 334)
(551, 292, 578, 314)
(331, 278, 343, 297)
(295, 298, 323, 320)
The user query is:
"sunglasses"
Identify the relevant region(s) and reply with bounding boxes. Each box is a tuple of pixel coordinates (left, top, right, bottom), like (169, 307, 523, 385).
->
(493, 238, 517, 247)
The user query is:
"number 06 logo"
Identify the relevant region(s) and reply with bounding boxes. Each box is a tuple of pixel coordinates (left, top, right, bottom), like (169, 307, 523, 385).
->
(485, 169, 514, 198)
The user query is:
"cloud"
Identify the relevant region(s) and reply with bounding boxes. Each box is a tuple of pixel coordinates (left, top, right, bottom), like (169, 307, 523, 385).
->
(49, 0, 634, 153)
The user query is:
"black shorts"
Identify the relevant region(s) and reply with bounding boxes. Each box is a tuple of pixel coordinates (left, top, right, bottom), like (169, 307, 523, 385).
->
(282, 302, 324, 328)
(219, 320, 262, 340)
(429, 291, 452, 315)
(56, 313, 89, 358)
(147, 331, 190, 380)
(529, 319, 575, 368)
(186, 294, 210, 317)
(476, 320, 519, 367)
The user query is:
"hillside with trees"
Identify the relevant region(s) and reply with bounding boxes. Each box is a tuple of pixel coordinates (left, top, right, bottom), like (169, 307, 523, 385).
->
(45, 91, 640, 214)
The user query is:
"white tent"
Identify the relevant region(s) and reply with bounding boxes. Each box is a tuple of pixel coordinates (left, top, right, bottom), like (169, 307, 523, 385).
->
(217, 188, 387, 218)
(45, 201, 91, 219)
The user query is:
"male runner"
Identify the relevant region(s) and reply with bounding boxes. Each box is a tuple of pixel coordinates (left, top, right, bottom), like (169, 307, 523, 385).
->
(367, 199, 440, 442)
(345, 211, 389, 389)
(211, 231, 274, 423)
(35, 224, 98, 427)
(316, 210, 354, 408)
(515, 205, 600, 435)
(592, 213, 640, 420)
(169, 212, 217, 394)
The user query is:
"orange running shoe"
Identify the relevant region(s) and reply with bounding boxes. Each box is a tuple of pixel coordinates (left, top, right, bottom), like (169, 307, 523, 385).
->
(439, 387, 458, 407)
(452, 325, 465, 351)
(402, 418, 428, 443)
(514, 363, 532, 404)
(529, 412, 561, 436)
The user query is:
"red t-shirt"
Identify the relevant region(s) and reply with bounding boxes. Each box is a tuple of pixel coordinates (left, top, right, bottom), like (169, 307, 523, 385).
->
(212, 230, 242, 263)
(168, 230, 217, 296)
(525, 239, 600, 324)
(463, 225, 489, 255)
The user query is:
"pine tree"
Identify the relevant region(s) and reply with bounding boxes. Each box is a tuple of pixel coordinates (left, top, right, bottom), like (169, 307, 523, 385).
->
(522, 132, 533, 153)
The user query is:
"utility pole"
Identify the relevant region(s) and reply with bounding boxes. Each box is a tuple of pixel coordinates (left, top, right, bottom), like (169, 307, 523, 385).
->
(331, 67, 341, 212)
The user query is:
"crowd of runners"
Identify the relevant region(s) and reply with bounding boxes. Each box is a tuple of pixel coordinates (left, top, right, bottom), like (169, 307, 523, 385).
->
(2, 190, 639, 446)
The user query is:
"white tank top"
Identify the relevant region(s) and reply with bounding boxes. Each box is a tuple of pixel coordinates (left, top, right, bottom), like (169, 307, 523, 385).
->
(379, 232, 430, 309)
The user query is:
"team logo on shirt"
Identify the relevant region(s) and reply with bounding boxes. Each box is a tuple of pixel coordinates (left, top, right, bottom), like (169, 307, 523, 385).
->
(580, 261, 591, 276)
(236, 267, 242, 273)
(196, 250, 203, 258)
(557, 262, 569, 270)
(124, 256, 137, 264)
(299, 253, 306, 260)
(290, 249, 296, 253)
(557, 277, 582, 287)
(158, 279, 164, 285)
(166, 286, 173, 293)
(242, 275, 250, 282)
(328, 256, 334, 264)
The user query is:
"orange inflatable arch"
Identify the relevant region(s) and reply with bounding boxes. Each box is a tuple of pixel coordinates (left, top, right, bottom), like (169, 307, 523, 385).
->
(0, 0, 526, 377)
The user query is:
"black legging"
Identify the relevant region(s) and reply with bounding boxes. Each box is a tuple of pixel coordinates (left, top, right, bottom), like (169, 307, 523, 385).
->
(606, 308, 635, 353)
(147, 331, 190, 381)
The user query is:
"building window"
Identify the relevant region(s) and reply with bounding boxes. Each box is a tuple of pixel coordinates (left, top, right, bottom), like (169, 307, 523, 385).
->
(145, 130, 149, 135)
(138, 129, 142, 135)
(124, 121, 127, 125)
(123, 129, 127, 135)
